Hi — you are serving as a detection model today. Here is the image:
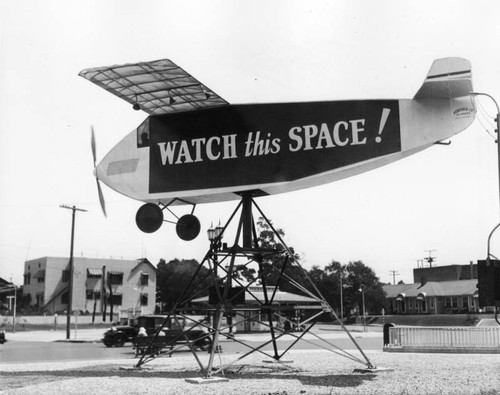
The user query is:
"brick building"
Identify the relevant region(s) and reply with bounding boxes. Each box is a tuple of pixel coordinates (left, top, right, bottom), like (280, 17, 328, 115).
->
(413, 263, 477, 283)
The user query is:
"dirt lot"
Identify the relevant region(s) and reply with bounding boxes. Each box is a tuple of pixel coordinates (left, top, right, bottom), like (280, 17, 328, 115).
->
(1, 350, 499, 394)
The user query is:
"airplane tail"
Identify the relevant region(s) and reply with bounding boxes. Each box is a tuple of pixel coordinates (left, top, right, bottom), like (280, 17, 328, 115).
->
(414, 57, 472, 100)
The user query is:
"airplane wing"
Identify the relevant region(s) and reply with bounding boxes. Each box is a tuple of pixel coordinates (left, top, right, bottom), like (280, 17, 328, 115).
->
(78, 59, 229, 115)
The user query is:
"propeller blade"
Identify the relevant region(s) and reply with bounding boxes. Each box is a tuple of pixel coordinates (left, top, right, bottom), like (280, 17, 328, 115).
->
(91, 126, 97, 167)
(91, 126, 107, 218)
(96, 178, 107, 218)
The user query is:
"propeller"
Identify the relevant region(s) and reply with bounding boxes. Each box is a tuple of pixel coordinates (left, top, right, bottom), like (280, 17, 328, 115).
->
(91, 126, 107, 217)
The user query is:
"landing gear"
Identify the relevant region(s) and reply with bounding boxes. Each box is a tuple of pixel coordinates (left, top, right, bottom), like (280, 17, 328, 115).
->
(176, 214, 201, 241)
(135, 198, 201, 240)
(135, 203, 163, 233)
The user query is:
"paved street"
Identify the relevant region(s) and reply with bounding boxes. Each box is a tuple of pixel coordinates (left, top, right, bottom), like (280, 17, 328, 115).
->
(0, 325, 382, 364)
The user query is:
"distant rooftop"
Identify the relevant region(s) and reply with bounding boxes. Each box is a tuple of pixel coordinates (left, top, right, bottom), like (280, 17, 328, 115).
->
(384, 279, 477, 298)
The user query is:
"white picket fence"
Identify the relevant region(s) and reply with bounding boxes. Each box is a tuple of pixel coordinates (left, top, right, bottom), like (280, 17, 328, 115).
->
(387, 326, 500, 351)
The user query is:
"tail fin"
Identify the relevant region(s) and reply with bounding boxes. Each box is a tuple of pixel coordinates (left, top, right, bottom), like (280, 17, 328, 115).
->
(414, 57, 472, 100)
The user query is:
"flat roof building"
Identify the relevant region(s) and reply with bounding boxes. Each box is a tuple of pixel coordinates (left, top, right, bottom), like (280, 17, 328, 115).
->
(23, 257, 156, 318)
(414, 263, 477, 283)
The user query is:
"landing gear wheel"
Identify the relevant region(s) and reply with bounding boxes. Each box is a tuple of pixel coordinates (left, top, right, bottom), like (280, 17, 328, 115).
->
(176, 214, 201, 241)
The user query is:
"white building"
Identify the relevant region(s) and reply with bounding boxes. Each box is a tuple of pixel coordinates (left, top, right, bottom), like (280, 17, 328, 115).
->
(23, 257, 156, 318)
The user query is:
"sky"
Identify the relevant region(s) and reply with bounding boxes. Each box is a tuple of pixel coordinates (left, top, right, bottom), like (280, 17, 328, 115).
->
(1, 0, 500, 286)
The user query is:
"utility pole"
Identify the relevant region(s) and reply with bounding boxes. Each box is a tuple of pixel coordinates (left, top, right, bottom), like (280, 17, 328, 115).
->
(424, 250, 437, 268)
(470, 93, 500, 265)
(60, 204, 87, 340)
(389, 270, 399, 285)
(359, 284, 366, 332)
(339, 274, 344, 321)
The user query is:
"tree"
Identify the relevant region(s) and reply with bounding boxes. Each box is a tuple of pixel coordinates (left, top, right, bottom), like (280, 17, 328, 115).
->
(255, 217, 308, 294)
(308, 263, 339, 309)
(342, 260, 386, 315)
(156, 258, 213, 311)
(307, 260, 386, 318)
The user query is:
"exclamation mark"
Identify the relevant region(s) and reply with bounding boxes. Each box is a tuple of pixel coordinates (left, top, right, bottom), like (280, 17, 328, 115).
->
(376, 108, 391, 143)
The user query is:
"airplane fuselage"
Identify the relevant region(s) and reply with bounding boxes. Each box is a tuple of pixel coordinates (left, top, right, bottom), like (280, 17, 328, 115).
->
(96, 97, 475, 206)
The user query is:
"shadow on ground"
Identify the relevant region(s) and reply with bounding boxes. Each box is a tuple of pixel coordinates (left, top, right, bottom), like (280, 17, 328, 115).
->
(0, 363, 376, 391)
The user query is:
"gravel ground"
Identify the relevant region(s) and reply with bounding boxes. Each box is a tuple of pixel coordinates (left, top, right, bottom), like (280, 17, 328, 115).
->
(0, 350, 499, 395)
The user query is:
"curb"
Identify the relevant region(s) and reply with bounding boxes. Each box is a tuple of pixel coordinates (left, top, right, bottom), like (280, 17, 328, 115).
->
(53, 339, 101, 343)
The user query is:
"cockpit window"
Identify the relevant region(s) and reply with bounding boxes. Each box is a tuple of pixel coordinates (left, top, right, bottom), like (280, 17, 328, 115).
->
(137, 118, 150, 148)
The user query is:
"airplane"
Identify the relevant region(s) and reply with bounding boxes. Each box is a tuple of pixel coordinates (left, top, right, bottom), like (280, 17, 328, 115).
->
(80, 57, 475, 240)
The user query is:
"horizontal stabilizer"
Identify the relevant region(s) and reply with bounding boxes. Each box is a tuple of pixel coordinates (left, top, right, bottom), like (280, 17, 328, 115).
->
(414, 57, 472, 100)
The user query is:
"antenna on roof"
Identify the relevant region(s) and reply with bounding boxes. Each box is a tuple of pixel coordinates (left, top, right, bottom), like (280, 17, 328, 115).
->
(424, 250, 437, 268)
(389, 270, 400, 285)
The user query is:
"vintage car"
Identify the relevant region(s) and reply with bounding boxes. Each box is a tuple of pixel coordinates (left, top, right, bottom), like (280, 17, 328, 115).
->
(102, 324, 138, 347)
(102, 314, 212, 350)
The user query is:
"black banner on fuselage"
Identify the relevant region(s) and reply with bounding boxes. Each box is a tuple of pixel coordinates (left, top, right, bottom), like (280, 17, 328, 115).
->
(148, 100, 401, 193)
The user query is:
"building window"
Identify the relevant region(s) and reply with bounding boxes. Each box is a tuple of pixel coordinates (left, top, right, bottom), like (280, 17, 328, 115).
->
(408, 299, 414, 310)
(36, 292, 44, 306)
(445, 297, 458, 308)
(62, 270, 70, 283)
(108, 272, 123, 285)
(109, 293, 122, 306)
(140, 293, 148, 306)
(86, 290, 101, 300)
(23, 273, 31, 285)
(462, 297, 469, 308)
(34, 270, 45, 283)
(87, 268, 102, 278)
(61, 292, 68, 305)
(430, 298, 435, 309)
(140, 273, 149, 286)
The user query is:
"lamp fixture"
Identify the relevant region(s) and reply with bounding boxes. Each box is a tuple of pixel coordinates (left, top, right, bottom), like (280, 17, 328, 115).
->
(207, 220, 223, 242)
(207, 222, 215, 241)
(214, 221, 224, 239)
(202, 88, 211, 99)
(132, 94, 141, 111)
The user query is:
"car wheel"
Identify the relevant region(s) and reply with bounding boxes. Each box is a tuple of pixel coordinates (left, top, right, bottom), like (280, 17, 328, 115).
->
(103, 340, 114, 347)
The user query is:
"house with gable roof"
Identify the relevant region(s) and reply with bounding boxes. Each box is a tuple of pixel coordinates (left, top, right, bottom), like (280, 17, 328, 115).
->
(383, 263, 480, 314)
(192, 284, 322, 332)
(383, 279, 478, 314)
